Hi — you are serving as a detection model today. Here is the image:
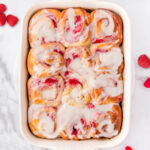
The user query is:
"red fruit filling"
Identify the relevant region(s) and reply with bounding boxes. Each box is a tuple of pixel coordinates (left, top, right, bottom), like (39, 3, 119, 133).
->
(45, 78, 58, 85)
(64, 71, 69, 76)
(66, 58, 71, 67)
(93, 35, 113, 44)
(72, 53, 79, 59)
(54, 49, 64, 56)
(96, 49, 108, 53)
(71, 127, 78, 136)
(88, 103, 95, 109)
(68, 78, 81, 86)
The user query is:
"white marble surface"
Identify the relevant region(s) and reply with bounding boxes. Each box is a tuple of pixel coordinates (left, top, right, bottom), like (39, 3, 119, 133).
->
(0, 0, 150, 149)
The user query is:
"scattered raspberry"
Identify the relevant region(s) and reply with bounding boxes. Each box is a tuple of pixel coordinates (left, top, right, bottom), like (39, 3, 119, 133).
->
(125, 146, 133, 150)
(138, 54, 150, 68)
(0, 13, 6, 26)
(144, 78, 150, 88)
(6, 14, 19, 27)
(0, 4, 7, 13)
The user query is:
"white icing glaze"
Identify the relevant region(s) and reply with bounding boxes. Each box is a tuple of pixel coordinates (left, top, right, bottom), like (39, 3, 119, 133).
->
(29, 9, 59, 47)
(32, 45, 64, 76)
(94, 47, 123, 73)
(63, 47, 123, 105)
(59, 8, 89, 46)
(42, 88, 56, 100)
(90, 9, 118, 41)
(28, 104, 58, 138)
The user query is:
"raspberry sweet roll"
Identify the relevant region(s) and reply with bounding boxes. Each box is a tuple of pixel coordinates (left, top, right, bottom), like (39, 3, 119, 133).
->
(59, 110, 91, 140)
(27, 43, 65, 78)
(29, 9, 61, 48)
(62, 77, 91, 107)
(90, 104, 122, 138)
(28, 105, 58, 139)
(58, 8, 90, 47)
(90, 43, 124, 74)
(90, 9, 122, 45)
(60, 117, 90, 140)
(28, 76, 64, 106)
(62, 46, 92, 78)
(91, 73, 123, 105)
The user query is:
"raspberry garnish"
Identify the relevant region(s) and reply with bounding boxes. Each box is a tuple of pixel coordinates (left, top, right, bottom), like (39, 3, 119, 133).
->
(125, 146, 133, 150)
(144, 78, 150, 88)
(0, 4, 7, 13)
(137, 54, 150, 68)
(0, 13, 6, 26)
(6, 14, 19, 27)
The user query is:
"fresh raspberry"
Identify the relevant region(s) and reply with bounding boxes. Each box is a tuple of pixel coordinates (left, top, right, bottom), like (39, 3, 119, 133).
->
(144, 78, 150, 88)
(0, 4, 7, 13)
(6, 14, 19, 27)
(137, 54, 150, 68)
(125, 146, 133, 150)
(0, 13, 6, 26)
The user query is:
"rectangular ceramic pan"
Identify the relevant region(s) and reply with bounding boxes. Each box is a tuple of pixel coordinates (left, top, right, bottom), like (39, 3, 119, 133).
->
(19, 0, 131, 149)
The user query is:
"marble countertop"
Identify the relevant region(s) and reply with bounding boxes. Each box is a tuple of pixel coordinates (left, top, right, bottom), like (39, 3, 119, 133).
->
(0, 0, 150, 150)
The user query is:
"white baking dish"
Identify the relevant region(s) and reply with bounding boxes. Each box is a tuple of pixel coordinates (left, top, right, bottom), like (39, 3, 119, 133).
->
(18, 0, 131, 149)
